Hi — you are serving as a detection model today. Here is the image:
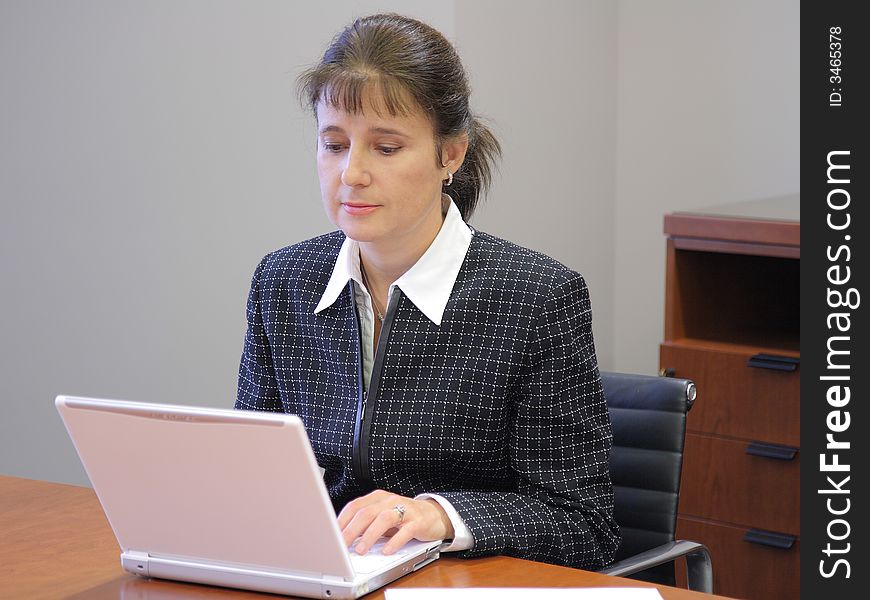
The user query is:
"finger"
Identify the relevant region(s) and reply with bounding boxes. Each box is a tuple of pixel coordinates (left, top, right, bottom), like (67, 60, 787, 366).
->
(337, 496, 368, 530)
(337, 489, 391, 530)
(355, 507, 404, 554)
(340, 505, 379, 548)
(381, 522, 417, 555)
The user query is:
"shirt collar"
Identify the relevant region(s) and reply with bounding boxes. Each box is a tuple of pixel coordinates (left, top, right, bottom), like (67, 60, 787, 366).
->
(313, 197, 472, 325)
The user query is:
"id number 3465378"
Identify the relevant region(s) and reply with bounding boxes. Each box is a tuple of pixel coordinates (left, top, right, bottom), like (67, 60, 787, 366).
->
(829, 26, 843, 107)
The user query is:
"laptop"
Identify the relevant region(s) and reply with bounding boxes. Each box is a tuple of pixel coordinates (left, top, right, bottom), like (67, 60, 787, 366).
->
(55, 395, 442, 599)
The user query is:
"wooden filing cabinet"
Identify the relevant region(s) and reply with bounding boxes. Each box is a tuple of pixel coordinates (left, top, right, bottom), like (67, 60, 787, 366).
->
(659, 198, 799, 600)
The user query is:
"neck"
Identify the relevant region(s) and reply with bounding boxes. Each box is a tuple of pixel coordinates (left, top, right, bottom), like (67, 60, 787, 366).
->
(358, 241, 422, 288)
(359, 196, 449, 287)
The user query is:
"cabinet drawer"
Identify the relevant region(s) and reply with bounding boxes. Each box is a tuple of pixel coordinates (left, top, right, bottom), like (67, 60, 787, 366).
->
(676, 516, 799, 600)
(679, 433, 799, 534)
(660, 343, 799, 445)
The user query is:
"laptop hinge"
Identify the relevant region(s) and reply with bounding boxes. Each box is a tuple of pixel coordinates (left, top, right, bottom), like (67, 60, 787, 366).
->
(121, 550, 151, 577)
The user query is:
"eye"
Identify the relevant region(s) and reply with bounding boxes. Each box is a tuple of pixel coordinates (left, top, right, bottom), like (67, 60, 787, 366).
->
(377, 145, 401, 156)
(322, 141, 345, 153)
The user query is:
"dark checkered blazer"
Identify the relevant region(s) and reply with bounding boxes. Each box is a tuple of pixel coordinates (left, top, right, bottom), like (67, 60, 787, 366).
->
(236, 229, 619, 570)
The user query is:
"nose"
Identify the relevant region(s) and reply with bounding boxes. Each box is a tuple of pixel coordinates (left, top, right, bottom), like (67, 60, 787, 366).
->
(340, 146, 371, 187)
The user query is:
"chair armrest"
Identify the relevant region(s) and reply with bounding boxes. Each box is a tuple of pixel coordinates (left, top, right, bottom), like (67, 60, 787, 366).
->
(600, 540, 713, 594)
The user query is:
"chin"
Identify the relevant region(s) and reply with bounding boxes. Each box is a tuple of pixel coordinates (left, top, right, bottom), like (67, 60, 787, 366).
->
(337, 221, 384, 244)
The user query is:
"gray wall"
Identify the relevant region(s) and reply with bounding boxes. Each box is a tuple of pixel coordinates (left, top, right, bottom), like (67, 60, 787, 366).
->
(611, 0, 800, 374)
(0, 1, 799, 486)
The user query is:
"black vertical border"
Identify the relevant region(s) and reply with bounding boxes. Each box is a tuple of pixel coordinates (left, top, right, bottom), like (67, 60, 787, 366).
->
(801, 2, 868, 598)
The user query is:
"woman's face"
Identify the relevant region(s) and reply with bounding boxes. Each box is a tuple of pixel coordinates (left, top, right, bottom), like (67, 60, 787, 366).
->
(315, 94, 464, 250)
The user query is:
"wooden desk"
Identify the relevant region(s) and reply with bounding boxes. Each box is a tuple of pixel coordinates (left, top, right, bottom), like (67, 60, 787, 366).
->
(1, 476, 729, 599)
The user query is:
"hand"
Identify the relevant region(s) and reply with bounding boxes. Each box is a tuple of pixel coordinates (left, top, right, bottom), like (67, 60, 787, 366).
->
(337, 489, 454, 556)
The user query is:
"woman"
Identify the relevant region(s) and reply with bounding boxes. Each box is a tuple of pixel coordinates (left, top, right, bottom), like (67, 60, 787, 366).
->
(236, 13, 619, 570)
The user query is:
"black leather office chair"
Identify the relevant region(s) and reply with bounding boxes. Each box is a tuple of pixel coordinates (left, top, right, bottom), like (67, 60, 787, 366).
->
(598, 371, 713, 594)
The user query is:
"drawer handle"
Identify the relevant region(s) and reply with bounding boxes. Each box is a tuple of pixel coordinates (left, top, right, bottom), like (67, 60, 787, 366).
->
(747, 353, 800, 372)
(746, 441, 798, 460)
(743, 529, 795, 550)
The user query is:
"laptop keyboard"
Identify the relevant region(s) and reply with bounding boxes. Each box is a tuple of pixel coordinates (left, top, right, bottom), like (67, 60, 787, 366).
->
(349, 540, 411, 574)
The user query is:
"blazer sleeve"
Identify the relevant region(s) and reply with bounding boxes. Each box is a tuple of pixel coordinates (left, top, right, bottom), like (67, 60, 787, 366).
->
(235, 256, 283, 412)
(437, 273, 620, 570)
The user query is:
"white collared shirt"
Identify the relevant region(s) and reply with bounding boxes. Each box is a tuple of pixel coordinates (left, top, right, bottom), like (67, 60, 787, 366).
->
(313, 197, 474, 551)
(314, 197, 473, 386)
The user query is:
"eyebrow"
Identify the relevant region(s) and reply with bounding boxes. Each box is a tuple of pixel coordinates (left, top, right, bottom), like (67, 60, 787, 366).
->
(318, 125, 410, 138)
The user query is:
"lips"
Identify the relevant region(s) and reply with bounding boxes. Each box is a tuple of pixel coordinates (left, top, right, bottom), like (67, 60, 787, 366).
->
(341, 202, 380, 216)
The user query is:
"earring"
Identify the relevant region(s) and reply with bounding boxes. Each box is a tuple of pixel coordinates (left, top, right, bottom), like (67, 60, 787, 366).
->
(444, 171, 453, 186)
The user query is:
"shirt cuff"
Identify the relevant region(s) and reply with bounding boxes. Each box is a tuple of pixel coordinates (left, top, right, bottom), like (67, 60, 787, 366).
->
(414, 493, 474, 552)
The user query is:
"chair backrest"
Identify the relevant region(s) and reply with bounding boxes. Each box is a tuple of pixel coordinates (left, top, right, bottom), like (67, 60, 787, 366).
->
(601, 371, 696, 583)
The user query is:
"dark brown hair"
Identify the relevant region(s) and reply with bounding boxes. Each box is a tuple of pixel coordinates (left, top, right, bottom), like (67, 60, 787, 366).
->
(298, 13, 501, 220)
